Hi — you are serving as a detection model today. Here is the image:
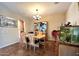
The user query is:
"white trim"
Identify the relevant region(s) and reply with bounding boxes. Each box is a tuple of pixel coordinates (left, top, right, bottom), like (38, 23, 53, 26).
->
(0, 41, 19, 48)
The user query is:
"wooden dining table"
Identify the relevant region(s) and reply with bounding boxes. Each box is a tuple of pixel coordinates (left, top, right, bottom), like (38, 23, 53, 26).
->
(33, 34, 46, 48)
(33, 35, 45, 39)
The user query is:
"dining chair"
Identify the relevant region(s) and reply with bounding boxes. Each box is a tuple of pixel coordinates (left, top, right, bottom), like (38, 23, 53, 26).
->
(27, 34, 39, 52)
(25, 35, 30, 49)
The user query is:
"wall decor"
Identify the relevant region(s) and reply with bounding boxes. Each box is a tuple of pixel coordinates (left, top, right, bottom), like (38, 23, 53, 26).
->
(34, 21, 47, 33)
(0, 15, 17, 28)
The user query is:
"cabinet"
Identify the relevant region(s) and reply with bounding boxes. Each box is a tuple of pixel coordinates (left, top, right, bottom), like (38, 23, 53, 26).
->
(59, 44, 79, 56)
(60, 26, 79, 44)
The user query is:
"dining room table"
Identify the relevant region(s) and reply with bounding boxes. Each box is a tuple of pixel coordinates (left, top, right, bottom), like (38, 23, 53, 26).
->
(33, 34, 46, 48)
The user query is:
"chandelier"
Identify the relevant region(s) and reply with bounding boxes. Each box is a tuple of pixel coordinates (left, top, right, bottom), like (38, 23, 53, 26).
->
(33, 9, 41, 20)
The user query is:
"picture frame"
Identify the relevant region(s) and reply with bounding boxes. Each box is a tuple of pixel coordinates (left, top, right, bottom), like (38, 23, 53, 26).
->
(34, 21, 48, 33)
(0, 15, 17, 28)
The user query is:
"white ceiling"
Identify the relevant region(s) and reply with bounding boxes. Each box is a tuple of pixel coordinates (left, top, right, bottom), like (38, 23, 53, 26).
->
(0, 2, 71, 19)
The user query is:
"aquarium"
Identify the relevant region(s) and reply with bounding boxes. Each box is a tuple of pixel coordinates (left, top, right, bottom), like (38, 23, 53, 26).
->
(60, 26, 79, 44)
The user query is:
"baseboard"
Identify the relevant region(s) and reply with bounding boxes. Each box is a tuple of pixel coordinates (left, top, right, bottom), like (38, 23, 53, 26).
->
(0, 41, 19, 49)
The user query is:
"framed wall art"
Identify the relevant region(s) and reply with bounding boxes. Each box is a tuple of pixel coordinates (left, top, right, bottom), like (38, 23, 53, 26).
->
(0, 15, 17, 28)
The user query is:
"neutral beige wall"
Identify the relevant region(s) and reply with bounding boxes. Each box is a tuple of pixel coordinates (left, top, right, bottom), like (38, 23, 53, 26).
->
(40, 13, 66, 40)
(66, 2, 78, 25)
(28, 13, 66, 40)
(24, 19, 34, 34)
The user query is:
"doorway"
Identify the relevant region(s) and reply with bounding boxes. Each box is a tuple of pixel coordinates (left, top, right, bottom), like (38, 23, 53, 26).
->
(18, 19, 26, 39)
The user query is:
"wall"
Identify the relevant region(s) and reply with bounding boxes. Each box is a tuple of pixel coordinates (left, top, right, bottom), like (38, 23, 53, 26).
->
(0, 3, 25, 48)
(24, 19, 34, 34)
(29, 13, 66, 40)
(41, 13, 66, 40)
(0, 28, 19, 48)
(66, 2, 79, 25)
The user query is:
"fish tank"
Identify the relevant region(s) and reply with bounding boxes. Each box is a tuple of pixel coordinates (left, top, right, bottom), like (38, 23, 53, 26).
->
(60, 26, 79, 45)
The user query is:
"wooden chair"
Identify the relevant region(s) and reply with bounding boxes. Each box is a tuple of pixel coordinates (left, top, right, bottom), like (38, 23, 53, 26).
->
(27, 34, 39, 52)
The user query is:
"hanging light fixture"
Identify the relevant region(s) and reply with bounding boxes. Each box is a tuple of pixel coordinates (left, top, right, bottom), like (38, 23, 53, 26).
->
(33, 9, 41, 20)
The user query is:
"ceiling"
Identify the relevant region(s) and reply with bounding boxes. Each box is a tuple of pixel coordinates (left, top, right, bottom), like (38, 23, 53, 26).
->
(0, 2, 71, 19)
